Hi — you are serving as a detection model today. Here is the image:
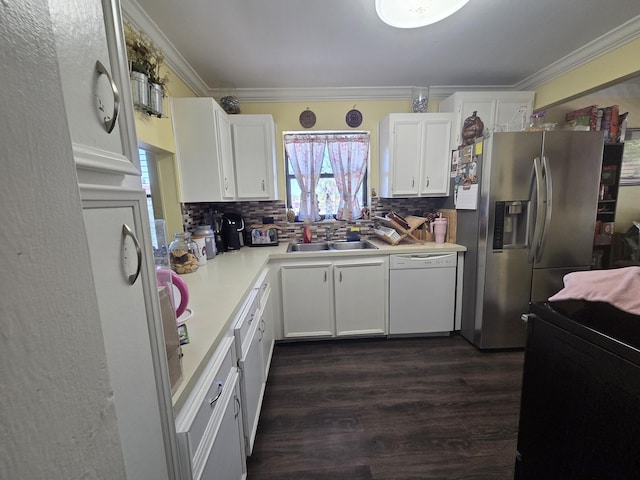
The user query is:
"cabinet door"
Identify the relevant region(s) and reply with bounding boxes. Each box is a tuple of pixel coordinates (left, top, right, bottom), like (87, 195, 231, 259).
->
(49, 0, 139, 177)
(238, 318, 266, 456)
(197, 370, 246, 480)
(420, 115, 454, 196)
(495, 96, 534, 132)
(260, 285, 275, 379)
(83, 202, 171, 480)
(231, 115, 277, 199)
(390, 119, 422, 196)
(171, 97, 235, 202)
(215, 107, 237, 199)
(281, 263, 334, 337)
(334, 259, 387, 336)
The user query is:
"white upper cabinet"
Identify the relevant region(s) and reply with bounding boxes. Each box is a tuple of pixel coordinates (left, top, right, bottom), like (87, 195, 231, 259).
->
(49, 0, 140, 178)
(438, 91, 535, 151)
(230, 114, 278, 200)
(378, 113, 455, 198)
(171, 97, 237, 202)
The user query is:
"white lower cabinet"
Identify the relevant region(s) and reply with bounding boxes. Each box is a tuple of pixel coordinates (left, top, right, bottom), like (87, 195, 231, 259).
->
(281, 257, 388, 339)
(281, 262, 334, 338)
(258, 283, 275, 379)
(233, 268, 273, 456)
(334, 259, 387, 336)
(175, 337, 246, 480)
(197, 369, 244, 480)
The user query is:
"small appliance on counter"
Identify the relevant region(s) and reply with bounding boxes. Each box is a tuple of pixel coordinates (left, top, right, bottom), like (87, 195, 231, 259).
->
(212, 212, 226, 253)
(221, 212, 245, 251)
(247, 217, 281, 246)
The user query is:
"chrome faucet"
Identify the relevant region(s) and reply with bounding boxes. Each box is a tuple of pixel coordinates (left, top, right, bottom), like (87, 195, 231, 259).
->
(325, 224, 345, 241)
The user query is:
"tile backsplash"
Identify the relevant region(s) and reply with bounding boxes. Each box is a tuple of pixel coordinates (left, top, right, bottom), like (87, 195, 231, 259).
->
(182, 196, 451, 243)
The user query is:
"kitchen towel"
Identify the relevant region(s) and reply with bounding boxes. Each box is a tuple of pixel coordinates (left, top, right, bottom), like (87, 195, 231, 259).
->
(548, 266, 640, 316)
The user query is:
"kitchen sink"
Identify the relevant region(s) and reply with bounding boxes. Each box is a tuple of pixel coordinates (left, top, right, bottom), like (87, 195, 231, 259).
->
(286, 239, 378, 253)
(329, 240, 378, 250)
(287, 242, 331, 252)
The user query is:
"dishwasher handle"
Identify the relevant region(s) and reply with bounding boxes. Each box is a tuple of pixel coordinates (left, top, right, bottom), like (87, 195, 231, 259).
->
(397, 253, 456, 261)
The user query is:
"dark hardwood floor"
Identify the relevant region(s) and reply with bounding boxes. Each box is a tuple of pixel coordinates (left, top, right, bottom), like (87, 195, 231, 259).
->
(247, 335, 524, 480)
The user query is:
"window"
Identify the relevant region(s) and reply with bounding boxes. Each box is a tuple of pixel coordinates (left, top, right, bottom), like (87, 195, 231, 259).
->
(284, 132, 369, 221)
(139, 148, 158, 244)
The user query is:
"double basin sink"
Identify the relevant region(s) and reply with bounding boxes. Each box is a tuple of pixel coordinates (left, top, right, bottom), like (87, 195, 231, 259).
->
(287, 239, 378, 253)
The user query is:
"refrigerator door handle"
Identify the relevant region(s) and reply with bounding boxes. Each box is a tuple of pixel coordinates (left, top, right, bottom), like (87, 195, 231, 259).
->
(527, 157, 545, 263)
(536, 155, 553, 262)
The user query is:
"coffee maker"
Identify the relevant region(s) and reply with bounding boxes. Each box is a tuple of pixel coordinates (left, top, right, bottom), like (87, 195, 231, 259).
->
(212, 212, 226, 253)
(221, 212, 245, 251)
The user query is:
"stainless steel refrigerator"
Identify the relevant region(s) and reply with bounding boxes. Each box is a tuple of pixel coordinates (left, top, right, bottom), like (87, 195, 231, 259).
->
(458, 130, 604, 349)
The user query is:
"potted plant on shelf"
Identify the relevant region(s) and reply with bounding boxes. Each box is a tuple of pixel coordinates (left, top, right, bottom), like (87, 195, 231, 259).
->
(124, 23, 168, 117)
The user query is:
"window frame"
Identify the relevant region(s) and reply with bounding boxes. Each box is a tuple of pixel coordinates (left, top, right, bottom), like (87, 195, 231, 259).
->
(283, 130, 370, 221)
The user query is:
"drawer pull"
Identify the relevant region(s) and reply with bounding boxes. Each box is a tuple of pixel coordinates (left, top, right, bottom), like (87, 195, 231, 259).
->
(234, 396, 241, 419)
(208, 381, 223, 406)
(95, 60, 119, 134)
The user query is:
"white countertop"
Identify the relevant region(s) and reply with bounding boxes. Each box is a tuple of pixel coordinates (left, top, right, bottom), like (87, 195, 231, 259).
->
(172, 239, 466, 410)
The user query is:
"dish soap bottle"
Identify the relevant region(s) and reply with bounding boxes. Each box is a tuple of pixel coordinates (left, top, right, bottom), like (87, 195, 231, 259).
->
(303, 222, 312, 243)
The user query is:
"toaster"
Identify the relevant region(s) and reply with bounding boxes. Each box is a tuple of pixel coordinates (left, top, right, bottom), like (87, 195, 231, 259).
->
(248, 227, 279, 246)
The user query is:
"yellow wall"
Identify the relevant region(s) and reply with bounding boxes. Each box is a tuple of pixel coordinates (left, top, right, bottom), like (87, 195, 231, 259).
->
(136, 38, 640, 236)
(239, 99, 416, 200)
(534, 37, 640, 110)
(134, 65, 197, 238)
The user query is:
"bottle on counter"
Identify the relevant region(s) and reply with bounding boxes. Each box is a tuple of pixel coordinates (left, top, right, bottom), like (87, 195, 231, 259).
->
(193, 224, 217, 259)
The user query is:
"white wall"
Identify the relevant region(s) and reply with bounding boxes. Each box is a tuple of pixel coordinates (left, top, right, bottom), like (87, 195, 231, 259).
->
(0, 2, 126, 478)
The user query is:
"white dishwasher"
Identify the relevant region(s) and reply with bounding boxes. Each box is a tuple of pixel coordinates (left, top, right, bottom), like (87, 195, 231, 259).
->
(389, 253, 457, 335)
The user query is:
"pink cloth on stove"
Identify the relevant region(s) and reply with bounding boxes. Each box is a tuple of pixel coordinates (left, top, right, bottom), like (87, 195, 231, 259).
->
(548, 266, 640, 316)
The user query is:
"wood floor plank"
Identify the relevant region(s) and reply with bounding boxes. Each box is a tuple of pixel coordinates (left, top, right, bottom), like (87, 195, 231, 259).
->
(247, 335, 524, 480)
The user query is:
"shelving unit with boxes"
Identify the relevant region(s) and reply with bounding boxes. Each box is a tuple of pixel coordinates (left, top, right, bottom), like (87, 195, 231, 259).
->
(593, 143, 624, 269)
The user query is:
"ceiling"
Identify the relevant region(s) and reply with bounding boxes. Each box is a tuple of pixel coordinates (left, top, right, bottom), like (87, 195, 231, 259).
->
(125, 0, 640, 100)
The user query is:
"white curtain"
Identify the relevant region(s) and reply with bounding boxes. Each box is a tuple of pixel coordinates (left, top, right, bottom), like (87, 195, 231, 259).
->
(284, 134, 326, 221)
(326, 133, 369, 220)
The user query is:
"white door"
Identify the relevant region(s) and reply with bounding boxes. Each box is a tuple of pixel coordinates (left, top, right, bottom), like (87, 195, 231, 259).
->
(197, 370, 246, 480)
(83, 204, 170, 480)
(420, 116, 454, 196)
(49, 0, 138, 176)
(390, 119, 422, 196)
(238, 318, 266, 455)
(334, 260, 387, 336)
(281, 263, 334, 337)
(260, 286, 275, 379)
(232, 115, 276, 199)
(216, 108, 237, 199)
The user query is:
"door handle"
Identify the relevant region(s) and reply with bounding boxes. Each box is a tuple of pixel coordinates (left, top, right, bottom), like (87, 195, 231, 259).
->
(121, 224, 142, 285)
(96, 60, 119, 134)
(527, 157, 544, 264)
(536, 155, 553, 262)
(208, 381, 223, 406)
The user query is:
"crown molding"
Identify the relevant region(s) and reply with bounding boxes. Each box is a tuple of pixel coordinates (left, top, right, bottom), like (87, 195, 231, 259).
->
(121, 0, 211, 97)
(121, 1, 640, 102)
(515, 15, 640, 91)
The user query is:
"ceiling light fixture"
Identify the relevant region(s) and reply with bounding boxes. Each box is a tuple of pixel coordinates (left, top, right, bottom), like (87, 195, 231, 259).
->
(375, 0, 470, 29)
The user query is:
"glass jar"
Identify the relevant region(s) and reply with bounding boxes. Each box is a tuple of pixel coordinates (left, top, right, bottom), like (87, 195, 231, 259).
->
(411, 86, 429, 113)
(169, 232, 199, 274)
